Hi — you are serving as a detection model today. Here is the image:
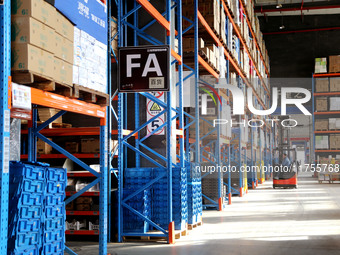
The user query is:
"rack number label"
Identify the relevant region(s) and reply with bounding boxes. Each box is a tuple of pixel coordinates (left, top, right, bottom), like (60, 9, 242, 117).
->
(147, 92, 165, 135)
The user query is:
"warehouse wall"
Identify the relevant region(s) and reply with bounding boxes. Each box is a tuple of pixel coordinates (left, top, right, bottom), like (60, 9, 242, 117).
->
(259, 14, 340, 78)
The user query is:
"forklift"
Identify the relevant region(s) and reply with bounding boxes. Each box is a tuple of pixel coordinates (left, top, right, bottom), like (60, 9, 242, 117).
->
(273, 116, 298, 189)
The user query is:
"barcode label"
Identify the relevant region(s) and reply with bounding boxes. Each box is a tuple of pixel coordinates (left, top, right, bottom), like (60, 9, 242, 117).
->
(149, 77, 164, 89)
(4, 110, 10, 133)
(3, 136, 9, 173)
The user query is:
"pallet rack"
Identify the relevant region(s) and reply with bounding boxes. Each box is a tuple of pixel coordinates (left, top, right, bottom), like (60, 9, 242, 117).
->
(0, 0, 112, 254)
(117, 0, 186, 243)
(312, 73, 340, 165)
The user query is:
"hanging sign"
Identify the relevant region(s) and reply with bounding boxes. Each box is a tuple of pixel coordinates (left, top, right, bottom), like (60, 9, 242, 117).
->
(11, 83, 32, 120)
(146, 92, 165, 135)
(118, 45, 170, 92)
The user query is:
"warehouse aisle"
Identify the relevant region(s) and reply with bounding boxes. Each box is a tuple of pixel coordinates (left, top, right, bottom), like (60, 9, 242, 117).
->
(69, 172, 340, 255)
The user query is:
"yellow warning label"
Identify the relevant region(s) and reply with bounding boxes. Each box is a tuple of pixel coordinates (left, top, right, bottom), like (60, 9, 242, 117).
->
(150, 102, 161, 111)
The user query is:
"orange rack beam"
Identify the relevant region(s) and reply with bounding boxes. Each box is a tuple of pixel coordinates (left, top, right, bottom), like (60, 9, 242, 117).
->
(198, 55, 219, 78)
(315, 150, 340, 153)
(238, 0, 270, 78)
(314, 130, 340, 134)
(136, 0, 178, 37)
(313, 73, 340, 78)
(222, 0, 269, 95)
(314, 111, 340, 115)
(197, 11, 267, 111)
(314, 92, 340, 96)
(30, 88, 106, 119)
(66, 230, 99, 235)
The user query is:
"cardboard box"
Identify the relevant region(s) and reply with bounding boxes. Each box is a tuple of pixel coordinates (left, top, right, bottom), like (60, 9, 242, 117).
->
(54, 57, 73, 86)
(55, 33, 74, 64)
(329, 55, 340, 73)
(315, 97, 328, 112)
(330, 135, 340, 149)
(55, 11, 74, 42)
(76, 197, 93, 204)
(81, 138, 100, 153)
(76, 203, 91, 211)
(330, 77, 340, 92)
(65, 142, 79, 154)
(330, 97, 340, 111)
(38, 108, 62, 123)
(66, 201, 74, 210)
(37, 138, 52, 154)
(11, 43, 54, 79)
(315, 58, 327, 74)
(315, 136, 329, 149)
(11, 0, 56, 27)
(315, 119, 329, 131)
(315, 78, 329, 92)
(11, 17, 55, 53)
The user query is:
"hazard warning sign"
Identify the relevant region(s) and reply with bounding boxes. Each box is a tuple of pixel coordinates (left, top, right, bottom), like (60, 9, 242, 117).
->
(147, 92, 165, 135)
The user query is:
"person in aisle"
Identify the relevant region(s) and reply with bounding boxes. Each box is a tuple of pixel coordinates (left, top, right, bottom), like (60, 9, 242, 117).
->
(282, 153, 291, 167)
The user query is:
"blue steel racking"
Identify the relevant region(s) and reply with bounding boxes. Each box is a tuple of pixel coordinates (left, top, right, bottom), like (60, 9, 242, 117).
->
(0, 0, 11, 253)
(117, 0, 186, 243)
(0, 0, 111, 254)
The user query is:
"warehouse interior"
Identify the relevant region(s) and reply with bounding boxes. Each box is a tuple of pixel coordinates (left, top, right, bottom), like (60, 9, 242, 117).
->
(2, 0, 340, 255)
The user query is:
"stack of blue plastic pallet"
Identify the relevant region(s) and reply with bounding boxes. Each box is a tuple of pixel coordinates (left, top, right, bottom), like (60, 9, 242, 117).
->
(44, 167, 67, 254)
(8, 161, 66, 255)
(152, 166, 188, 231)
(123, 168, 152, 233)
(187, 162, 202, 225)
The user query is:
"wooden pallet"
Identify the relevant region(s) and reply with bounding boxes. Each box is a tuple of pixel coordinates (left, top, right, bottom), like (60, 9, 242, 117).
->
(316, 128, 330, 131)
(122, 229, 188, 242)
(73, 85, 109, 106)
(36, 121, 72, 129)
(12, 70, 73, 97)
(188, 221, 202, 230)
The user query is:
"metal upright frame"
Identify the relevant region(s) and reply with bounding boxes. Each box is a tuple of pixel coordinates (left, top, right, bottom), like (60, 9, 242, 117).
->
(117, 0, 185, 243)
(0, 0, 11, 253)
(1, 0, 110, 253)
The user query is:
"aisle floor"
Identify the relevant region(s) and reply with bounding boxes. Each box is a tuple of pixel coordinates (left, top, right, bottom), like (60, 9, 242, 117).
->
(68, 172, 340, 255)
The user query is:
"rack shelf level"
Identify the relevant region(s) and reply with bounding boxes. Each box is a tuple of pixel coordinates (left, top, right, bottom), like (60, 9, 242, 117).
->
(65, 230, 99, 235)
(66, 211, 100, 216)
(66, 191, 100, 197)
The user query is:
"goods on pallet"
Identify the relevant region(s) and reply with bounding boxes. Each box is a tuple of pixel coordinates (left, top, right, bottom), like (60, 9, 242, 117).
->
(187, 163, 202, 225)
(65, 142, 79, 154)
(329, 55, 340, 73)
(329, 134, 340, 149)
(315, 78, 329, 92)
(111, 17, 118, 56)
(8, 161, 66, 255)
(329, 118, 340, 130)
(37, 138, 53, 154)
(330, 77, 340, 92)
(329, 97, 340, 111)
(315, 119, 329, 131)
(12, 43, 55, 78)
(38, 108, 63, 124)
(81, 138, 100, 153)
(315, 136, 329, 149)
(315, 58, 327, 74)
(315, 97, 328, 112)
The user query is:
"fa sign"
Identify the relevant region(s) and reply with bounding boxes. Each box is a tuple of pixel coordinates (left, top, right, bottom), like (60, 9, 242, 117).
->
(118, 45, 170, 92)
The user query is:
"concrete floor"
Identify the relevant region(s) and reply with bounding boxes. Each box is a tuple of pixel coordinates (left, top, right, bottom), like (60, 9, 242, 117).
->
(68, 172, 340, 255)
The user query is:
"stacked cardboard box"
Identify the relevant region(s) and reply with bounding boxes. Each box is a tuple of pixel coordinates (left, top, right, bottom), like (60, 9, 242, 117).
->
(329, 55, 340, 73)
(111, 17, 118, 56)
(316, 97, 328, 112)
(81, 138, 100, 153)
(315, 119, 329, 131)
(11, 0, 74, 86)
(315, 58, 327, 73)
(73, 28, 107, 93)
(183, 38, 205, 52)
(330, 135, 340, 149)
(329, 118, 340, 130)
(37, 138, 53, 154)
(330, 97, 340, 111)
(330, 77, 340, 92)
(38, 108, 63, 123)
(315, 78, 329, 92)
(315, 136, 329, 149)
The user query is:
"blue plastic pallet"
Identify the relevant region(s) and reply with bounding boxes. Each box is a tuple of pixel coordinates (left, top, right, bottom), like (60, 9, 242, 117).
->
(43, 241, 64, 255)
